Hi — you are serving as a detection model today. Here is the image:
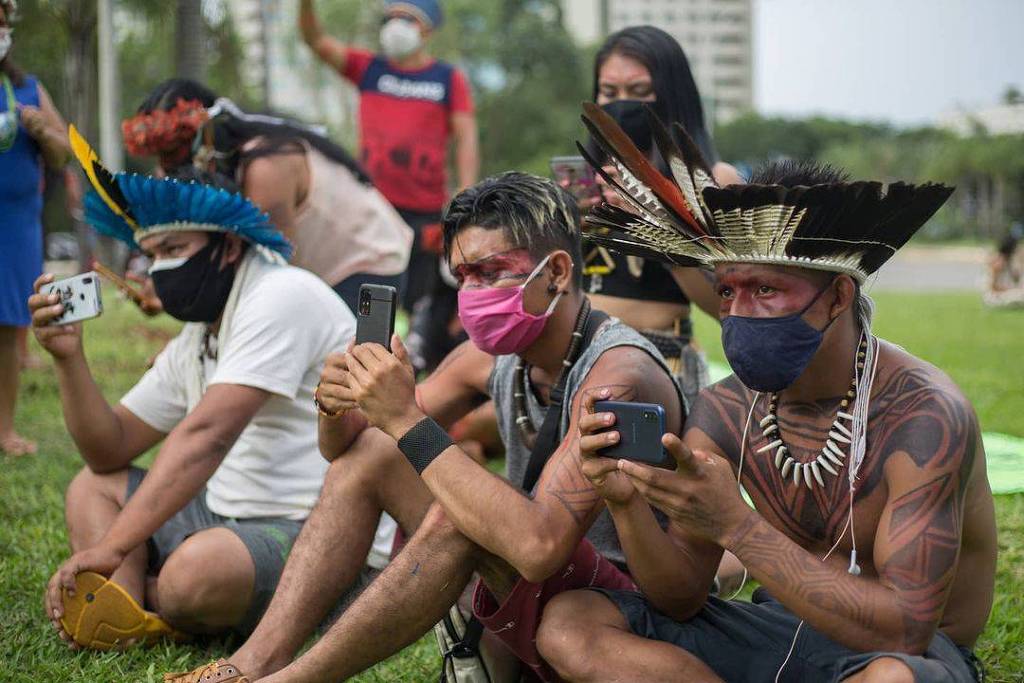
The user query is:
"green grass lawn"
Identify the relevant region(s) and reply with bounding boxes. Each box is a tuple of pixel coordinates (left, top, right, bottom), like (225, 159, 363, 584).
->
(2, 290, 1022, 681)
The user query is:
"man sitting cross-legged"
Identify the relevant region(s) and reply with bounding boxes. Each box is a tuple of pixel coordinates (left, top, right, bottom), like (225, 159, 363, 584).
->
(35, 134, 393, 649)
(165, 171, 683, 683)
(535, 117, 997, 683)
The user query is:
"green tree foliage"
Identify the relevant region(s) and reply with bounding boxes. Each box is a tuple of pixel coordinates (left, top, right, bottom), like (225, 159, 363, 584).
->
(13, 0, 245, 142)
(16, 1, 1019, 243)
(716, 113, 1024, 241)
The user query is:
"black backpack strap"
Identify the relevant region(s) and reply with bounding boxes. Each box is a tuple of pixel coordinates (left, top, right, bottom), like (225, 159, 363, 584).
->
(520, 309, 609, 492)
(440, 611, 490, 683)
(459, 616, 485, 652)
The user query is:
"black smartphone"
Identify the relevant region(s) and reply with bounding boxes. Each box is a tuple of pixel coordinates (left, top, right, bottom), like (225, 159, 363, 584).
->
(355, 284, 398, 351)
(594, 400, 671, 468)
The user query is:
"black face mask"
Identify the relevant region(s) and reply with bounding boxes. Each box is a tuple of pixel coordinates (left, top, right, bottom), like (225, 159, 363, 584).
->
(600, 99, 666, 152)
(149, 236, 236, 323)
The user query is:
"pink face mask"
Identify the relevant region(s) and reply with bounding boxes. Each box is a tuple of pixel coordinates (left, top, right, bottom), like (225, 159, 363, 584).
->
(457, 254, 564, 356)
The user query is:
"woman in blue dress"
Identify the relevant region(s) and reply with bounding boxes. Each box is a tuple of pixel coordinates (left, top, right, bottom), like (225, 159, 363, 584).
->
(0, 0, 70, 455)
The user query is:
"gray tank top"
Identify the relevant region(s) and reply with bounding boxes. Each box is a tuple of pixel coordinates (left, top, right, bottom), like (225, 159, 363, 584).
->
(488, 317, 679, 565)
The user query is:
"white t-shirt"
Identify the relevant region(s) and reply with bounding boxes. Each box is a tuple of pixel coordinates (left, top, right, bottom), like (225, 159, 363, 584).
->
(122, 259, 345, 521)
(121, 259, 398, 567)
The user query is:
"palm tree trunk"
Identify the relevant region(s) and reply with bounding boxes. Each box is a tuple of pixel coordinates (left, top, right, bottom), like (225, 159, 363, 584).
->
(175, 0, 206, 81)
(60, 0, 98, 270)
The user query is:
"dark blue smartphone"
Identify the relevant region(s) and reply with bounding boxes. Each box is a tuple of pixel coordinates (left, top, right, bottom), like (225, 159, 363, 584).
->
(594, 400, 671, 467)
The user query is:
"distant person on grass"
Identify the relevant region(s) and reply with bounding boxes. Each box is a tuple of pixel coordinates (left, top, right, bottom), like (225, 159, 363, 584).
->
(535, 109, 998, 682)
(33, 131, 392, 649)
(163, 172, 682, 683)
(984, 223, 1024, 308)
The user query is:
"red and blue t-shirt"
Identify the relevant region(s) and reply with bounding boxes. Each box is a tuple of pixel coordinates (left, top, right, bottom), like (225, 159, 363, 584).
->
(341, 48, 474, 213)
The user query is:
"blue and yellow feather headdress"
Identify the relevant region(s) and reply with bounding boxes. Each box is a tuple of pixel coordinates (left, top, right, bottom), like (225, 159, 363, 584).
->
(70, 125, 292, 263)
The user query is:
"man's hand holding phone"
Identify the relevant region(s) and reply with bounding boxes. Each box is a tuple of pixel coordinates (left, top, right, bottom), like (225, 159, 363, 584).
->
(615, 434, 749, 546)
(345, 334, 422, 439)
(28, 273, 85, 361)
(577, 388, 641, 506)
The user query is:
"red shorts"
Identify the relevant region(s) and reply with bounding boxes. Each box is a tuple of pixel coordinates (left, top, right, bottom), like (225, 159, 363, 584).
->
(472, 538, 636, 682)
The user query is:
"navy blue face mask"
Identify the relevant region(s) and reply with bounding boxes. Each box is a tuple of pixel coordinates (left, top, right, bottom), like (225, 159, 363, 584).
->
(721, 283, 837, 393)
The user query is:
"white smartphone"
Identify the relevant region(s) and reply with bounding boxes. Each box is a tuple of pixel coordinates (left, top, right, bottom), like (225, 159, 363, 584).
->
(41, 272, 104, 325)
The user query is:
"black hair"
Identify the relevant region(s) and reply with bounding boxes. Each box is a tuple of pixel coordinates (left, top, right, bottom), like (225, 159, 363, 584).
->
(998, 232, 1020, 258)
(749, 159, 850, 187)
(137, 78, 370, 184)
(592, 25, 718, 164)
(443, 172, 583, 288)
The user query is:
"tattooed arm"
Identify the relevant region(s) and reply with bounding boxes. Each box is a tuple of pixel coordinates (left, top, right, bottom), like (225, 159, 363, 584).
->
(721, 378, 980, 654)
(414, 346, 681, 583)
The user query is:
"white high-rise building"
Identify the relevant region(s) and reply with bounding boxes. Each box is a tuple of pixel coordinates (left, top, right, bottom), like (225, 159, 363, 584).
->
(561, 0, 754, 123)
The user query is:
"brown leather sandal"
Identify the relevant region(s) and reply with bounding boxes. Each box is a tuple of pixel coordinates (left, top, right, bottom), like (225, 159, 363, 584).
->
(163, 659, 249, 683)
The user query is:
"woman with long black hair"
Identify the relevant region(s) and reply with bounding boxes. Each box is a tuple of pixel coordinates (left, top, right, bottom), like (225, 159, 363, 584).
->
(583, 25, 746, 594)
(122, 79, 412, 313)
(583, 25, 742, 411)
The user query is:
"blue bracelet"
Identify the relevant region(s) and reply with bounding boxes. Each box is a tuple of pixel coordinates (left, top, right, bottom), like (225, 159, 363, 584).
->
(397, 417, 454, 474)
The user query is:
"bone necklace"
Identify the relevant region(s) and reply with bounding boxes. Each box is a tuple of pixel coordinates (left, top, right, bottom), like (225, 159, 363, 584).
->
(757, 336, 868, 489)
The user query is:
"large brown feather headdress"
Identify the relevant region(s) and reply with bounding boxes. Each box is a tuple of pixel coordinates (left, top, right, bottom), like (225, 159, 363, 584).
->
(577, 102, 954, 282)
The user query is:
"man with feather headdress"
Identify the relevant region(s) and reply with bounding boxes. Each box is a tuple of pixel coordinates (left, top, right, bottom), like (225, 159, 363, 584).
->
(29, 128, 393, 650)
(533, 105, 997, 682)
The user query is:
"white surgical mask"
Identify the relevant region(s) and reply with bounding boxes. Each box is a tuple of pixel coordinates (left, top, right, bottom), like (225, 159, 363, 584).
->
(380, 18, 422, 60)
(0, 28, 13, 62)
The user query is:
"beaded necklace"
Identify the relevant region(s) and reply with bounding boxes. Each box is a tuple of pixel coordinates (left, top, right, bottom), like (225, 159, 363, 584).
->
(757, 336, 868, 489)
(512, 297, 593, 447)
(0, 75, 19, 153)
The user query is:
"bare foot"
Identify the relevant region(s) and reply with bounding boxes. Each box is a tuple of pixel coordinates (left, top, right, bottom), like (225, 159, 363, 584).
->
(1, 432, 37, 456)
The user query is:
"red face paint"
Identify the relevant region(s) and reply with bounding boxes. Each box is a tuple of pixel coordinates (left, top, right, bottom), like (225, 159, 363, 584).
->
(450, 248, 536, 290)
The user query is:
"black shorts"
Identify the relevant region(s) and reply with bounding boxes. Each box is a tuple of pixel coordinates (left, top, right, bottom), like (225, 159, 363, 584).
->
(599, 587, 981, 682)
(126, 467, 304, 635)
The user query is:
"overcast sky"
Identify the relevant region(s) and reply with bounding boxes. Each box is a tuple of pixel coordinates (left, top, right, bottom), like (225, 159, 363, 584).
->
(753, 0, 1024, 125)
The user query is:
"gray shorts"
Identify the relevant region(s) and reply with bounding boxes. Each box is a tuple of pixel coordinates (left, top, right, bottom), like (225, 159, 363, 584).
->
(600, 587, 981, 682)
(127, 467, 304, 635)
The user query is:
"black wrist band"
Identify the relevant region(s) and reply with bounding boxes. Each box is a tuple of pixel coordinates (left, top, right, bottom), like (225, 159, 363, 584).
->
(397, 417, 454, 475)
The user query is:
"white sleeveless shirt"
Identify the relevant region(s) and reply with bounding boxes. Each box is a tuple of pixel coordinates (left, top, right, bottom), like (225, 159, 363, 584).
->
(246, 139, 414, 286)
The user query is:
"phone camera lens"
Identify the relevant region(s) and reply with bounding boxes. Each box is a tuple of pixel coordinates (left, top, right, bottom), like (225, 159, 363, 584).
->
(643, 411, 656, 421)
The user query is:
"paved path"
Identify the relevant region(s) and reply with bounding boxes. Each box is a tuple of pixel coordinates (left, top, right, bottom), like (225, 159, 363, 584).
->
(870, 245, 986, 292)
